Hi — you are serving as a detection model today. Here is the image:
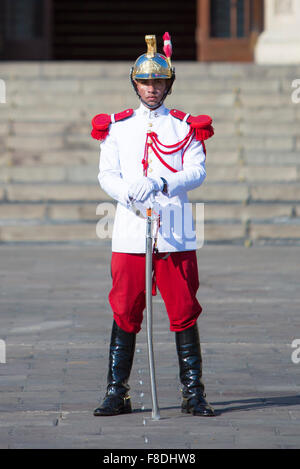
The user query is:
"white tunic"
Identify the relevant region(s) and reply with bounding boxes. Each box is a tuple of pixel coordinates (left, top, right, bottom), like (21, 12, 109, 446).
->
(98, 102, 206, 253)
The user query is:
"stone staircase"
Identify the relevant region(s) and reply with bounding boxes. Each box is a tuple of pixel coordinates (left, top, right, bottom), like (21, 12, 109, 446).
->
(0, 61, 300, 244)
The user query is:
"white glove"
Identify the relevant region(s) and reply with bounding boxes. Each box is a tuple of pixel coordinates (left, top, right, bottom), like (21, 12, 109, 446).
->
(128, 177, 164, 202)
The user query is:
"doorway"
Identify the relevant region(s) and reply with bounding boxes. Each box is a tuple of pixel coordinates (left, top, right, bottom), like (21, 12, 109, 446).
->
(197, 0, 264, 61)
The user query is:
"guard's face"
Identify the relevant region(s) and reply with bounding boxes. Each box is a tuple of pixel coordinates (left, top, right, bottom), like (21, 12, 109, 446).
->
(135, 79, 168, 108)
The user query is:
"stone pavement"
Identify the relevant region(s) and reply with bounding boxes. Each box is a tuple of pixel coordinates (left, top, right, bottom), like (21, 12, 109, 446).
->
(0, 243, 299, 449)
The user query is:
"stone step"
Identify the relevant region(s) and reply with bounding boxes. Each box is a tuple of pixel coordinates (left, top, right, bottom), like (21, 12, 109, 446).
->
(2, 133, 297, 155)
(206, 135, 296, 152)
(238, 121, 299, 137)
(3, 150, 99, 167)
(3, 148, 299, 171)
(192, 182, 300, 202)
(4, 118, 298, 139)
(203, 203, 299, 221)
(1, 218, 300, 244)
(206, 222, 300, 244)
(10, 121, 84, 136)
(249, 223, 300, 242)
(3, 75, 293, 92)
(2, 103, 298, 126)
(2, 183, 107, 202)
(2, 182, 300, 204)
(243, 151, 300, 166)
(0, 223, 98, 242)
(205, 165, 299, 183)
(0, 165, 99, 183)
(0, 164, 299, 184)
(1, 202, 299, 224)
(1, 106, 84, 122)
(3, 105, 298, 138)
(4, 91, 293, 111)
(249, 183, 300, 202)
(207, 150, 300, 166)
(0, 203, 47, 221)
(1, 62, 300, 80)
(1, 78, 297, 95)
(2, 75, 295, 97)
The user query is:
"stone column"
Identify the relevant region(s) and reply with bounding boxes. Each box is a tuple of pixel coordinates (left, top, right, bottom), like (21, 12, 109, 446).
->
(255, 0, 300, 64)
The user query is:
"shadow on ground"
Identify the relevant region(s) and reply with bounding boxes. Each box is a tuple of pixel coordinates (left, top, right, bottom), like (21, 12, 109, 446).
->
(131, 395, 300, 417)
(212, 394, 300, 415)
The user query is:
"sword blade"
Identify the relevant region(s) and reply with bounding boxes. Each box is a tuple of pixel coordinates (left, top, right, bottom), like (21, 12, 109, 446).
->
(145, 210, 160, 420)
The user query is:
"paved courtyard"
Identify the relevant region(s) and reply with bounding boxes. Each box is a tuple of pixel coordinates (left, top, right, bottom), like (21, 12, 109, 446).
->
(0, 243, 299, 449)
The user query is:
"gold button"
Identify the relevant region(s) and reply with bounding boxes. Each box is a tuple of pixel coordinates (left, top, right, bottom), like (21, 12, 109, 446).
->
(148, 159, 152, 163)
(148, 123, 153, 127)
(148, 168, 153, 173)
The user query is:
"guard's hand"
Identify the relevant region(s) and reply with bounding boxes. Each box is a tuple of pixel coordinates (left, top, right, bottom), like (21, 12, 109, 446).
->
(128, 177, 163, 202)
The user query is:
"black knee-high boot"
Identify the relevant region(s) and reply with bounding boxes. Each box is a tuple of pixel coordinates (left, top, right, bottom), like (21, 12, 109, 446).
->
(93, 320, 136, 416)
(176, 324, 215, 417)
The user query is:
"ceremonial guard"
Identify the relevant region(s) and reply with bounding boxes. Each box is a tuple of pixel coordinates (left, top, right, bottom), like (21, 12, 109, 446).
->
(91, 33, 215, 417)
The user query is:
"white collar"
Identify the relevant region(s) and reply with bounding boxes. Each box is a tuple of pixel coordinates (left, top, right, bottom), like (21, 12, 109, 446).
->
(136, 102, 168, 118)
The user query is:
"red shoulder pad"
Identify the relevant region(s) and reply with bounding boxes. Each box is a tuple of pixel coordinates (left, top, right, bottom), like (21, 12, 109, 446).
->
(91, 113, 111, 141)
(91, 109, 133, 141)
(187, 115, 212, 127)
(170, 109, 214, 141)
(187, 114, 214, 141)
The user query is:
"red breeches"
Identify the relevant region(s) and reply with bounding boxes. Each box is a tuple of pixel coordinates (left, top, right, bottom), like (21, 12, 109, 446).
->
(108, 250, 202, 334)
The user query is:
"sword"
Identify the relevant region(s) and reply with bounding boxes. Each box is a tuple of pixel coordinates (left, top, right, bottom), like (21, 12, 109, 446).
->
(145, 207, 160, 420)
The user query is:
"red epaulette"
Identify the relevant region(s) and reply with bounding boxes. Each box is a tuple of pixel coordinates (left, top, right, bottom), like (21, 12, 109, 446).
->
(170, 109, 214, 141)
(91, 108, 134, 141)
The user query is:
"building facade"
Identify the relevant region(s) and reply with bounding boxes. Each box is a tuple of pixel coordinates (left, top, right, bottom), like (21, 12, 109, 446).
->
(0, 0, 299, 64)
(0, 0, 263, 62)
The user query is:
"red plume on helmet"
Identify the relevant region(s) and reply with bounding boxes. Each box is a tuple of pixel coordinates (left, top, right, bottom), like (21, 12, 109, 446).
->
(163, 32, 172, 62)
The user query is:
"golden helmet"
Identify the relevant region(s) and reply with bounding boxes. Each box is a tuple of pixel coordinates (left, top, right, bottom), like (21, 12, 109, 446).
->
(130, 33, 175, 107)
(131, 35, 174, 80)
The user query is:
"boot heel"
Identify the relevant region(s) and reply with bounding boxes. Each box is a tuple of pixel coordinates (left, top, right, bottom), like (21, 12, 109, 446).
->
(181, 398, 190, 414)
(121, 396, 132, 414)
